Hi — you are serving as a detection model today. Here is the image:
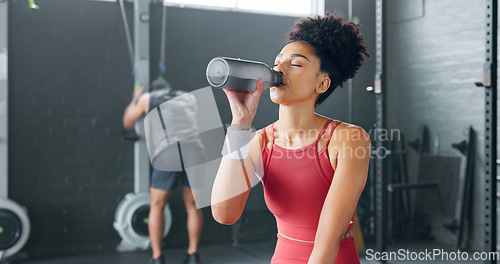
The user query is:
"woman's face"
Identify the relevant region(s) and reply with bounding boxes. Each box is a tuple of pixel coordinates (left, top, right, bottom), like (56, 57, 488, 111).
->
(270, 41, 329, 106)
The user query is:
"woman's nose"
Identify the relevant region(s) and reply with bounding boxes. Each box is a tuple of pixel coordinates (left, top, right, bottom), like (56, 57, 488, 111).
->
(273, 62, 283, 72)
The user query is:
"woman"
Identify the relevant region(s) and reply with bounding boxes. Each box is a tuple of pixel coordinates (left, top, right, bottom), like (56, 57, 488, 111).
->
(212, 14, 370, 264)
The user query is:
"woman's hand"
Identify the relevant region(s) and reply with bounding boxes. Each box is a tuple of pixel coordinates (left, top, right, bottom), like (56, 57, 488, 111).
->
(222, 78, 265, 128)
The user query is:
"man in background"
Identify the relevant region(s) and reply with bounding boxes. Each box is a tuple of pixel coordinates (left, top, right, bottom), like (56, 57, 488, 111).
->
(123, 79, 203, 264)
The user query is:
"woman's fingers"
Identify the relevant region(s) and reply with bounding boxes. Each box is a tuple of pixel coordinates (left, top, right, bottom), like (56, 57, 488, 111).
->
(222, 78, 265, 123)
(254, 78, 265, 97)
(245, 78, 264, 110)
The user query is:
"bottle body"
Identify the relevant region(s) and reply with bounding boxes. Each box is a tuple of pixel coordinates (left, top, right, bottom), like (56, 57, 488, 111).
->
(206, 57, 283, 92)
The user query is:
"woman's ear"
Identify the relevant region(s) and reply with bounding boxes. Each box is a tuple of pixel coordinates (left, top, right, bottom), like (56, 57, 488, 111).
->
(316, 75, 331, 93)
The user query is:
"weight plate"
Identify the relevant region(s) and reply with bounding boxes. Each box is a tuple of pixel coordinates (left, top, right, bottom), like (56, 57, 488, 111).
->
(113, 192, 172, 250)
(0, 198, 30, 258)
(0, 209, 22, 250)
(131, 205, 150, 236)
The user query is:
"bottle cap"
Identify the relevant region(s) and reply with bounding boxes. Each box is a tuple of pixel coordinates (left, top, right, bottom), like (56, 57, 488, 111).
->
(206, 58, 229, 87)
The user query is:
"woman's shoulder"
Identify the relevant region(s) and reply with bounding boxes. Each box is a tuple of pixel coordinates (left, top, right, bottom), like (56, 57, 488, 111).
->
(331, 120, 367, 131)
(328, 120, 371, 146)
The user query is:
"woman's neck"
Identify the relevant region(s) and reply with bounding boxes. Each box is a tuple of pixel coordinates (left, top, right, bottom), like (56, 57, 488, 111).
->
(276, 103, 324, 144)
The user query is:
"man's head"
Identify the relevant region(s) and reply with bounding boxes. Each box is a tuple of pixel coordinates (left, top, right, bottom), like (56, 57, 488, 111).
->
(150, 79, 172, 92)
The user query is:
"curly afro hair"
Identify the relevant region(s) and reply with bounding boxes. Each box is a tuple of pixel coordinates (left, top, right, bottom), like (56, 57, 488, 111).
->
(288, 13, 368, 106)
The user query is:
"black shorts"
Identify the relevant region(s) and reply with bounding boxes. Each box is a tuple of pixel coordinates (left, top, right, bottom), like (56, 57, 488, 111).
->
(151, 168, 190, 191)
(150, 141, 207, 192)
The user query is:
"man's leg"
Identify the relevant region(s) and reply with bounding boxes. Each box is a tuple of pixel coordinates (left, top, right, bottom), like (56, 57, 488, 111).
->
(182, 186, 203, 255)
(149, 187, 172, 260)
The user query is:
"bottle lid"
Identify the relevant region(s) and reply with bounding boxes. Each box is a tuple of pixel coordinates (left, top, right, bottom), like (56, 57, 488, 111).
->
(206, 58, 229, 87)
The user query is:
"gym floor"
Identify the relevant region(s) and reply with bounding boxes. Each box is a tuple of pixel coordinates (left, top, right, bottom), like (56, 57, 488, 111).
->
(10, 239, 494, 264)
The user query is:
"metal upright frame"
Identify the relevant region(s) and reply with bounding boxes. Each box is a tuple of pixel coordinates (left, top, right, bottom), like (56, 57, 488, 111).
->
(374, 0, 388, 257)
(0, 0, 8, 199)
(483, 0, 498, 261)
(347, 0, 353, 123)
(133, 0, 150, 193)
(0, 2, 31, 260)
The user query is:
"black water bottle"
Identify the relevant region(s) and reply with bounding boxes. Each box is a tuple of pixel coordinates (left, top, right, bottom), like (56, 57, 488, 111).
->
(206, 57, 283, 92)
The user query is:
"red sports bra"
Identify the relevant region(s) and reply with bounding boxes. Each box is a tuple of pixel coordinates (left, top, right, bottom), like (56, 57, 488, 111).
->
(261, 119, 354, 242)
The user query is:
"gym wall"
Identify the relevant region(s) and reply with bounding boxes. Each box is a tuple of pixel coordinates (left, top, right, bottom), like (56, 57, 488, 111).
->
(323, 0, 376, 130)
(9, 0, 135, 257)
(386, 0, 486, 251)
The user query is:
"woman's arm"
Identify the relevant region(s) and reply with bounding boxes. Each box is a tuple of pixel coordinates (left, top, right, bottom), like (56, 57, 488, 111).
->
(211, 130, 263, 224)
(211, 79, 266, 225)
(308, 125, 371, 263)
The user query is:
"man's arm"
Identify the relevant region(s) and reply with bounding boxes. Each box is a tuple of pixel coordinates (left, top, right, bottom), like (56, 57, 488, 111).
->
(123, 89, 149, 130)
